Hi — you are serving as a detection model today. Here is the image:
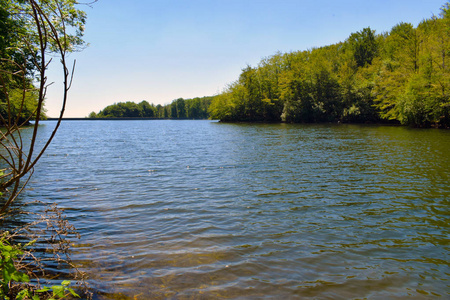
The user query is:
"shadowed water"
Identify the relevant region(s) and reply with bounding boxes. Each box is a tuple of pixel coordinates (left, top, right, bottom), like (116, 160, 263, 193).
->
(15, 120, 450, 299)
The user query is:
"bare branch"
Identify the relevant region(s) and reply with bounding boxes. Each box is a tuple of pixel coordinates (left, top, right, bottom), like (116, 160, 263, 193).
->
(1, 0, 83, 213)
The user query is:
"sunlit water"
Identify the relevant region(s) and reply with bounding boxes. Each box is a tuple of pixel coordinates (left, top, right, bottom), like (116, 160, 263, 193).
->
(11, 120, 450, 298)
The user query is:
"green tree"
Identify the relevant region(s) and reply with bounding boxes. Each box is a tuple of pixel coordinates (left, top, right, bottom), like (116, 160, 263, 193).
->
(209, 92, 234, 121)
(139, 100, 155, 117)
(312, 68, 342, 122)
(0, 0, 39, 125)
(169, 102, 176, 118)
(122, 101, 142, 117)
(386, 22, 419, 73)
(239, 66, 263, 121)
(175, 98, 186, 119)
(348, 27, 379, 68)
(98, 103, 124, 117)
(186, 98, 202, 119)
(374, 4, 450, 127)
(155, 104, 163, 118)
(341, 57, 381, 123)
(1, 0, 88, 213)
(256, 53, 285, 121)
(279, 51, 315, 122)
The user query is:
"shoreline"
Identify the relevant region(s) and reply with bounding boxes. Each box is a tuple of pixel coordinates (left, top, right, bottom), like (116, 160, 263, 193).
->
(45, 117, 206, 121)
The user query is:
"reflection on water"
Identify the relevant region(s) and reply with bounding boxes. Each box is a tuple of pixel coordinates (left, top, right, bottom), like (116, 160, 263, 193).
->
(16, 121, 450, 299)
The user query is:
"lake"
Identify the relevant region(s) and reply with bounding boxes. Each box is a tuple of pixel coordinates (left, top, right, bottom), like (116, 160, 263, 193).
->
(14, 120, 450, 298)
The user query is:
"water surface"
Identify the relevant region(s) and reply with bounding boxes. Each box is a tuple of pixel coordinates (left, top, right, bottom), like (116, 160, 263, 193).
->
(19, 121, 450, 298)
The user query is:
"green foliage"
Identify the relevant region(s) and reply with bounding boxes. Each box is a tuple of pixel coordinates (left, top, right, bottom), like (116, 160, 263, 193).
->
(1, 1, 89, 295)
(209, 2, 450, 127)
(7, 0, 87, 54)
(175, 98, 186, 119)
(348, 27, 379, 68)
(89, 2, 449, 127)
(0, 234, 29, 297)
(35, 280, 80, 300)
(0, 0, 37, 124)
(92, 96, 213, 119)
(0, 88, 43, 125)
(96, 101, 145, 118)
(1, 0, 87, 125)
(0, 234, 79, 300)
(373, 3, 450, 127)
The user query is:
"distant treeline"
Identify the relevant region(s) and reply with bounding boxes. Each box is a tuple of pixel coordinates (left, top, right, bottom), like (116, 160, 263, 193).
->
(88, 96, 213, 119)
(90, 3, 449, 127)
(209, 3, 450, 127)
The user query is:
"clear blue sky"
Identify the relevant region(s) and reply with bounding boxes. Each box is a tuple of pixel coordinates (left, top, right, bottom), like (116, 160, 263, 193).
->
(45, 0, 446, 117)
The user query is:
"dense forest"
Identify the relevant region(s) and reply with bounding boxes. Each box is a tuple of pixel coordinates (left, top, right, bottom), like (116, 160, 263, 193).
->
(209, 3, 450, 127)
(0, 0, 43, 125)
(88, 96, 213, 119)
(91, 3, 449, 127)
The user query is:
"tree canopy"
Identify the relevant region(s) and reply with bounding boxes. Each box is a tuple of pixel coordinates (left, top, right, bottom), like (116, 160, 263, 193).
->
(90, 3, 449, 128)
(1, 0, 89, 212)
(209, 3, 450, 127)
(0, 0, 87, 125)
(90, 96, 213, 119)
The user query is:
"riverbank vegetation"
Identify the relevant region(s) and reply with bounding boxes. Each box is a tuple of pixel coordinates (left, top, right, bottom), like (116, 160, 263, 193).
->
(1, 0, 92, 298)
(0, 0, 43, 125)
(88, 96, 213, 119)
(92, 3, 449, 128)
(209, 3, 449, 127)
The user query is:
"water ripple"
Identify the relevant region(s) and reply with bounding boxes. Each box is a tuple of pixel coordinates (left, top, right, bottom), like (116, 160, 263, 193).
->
(11, 121, 450, 299)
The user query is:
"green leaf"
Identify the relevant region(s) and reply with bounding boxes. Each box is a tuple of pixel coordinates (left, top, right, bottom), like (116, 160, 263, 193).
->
(51, 285, 64, 298)
(60, 280, 70, 287)
(2, 261, 16, 283)
(36, 287, 51, 293)
(11, 270, 29, 283)
(16, 289, 33, 300)
(24, 240, 37, 248)
(67, 287, 80, 298)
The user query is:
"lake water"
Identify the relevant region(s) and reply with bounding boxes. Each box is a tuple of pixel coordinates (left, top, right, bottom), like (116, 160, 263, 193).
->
(14, 120, 450, 298)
